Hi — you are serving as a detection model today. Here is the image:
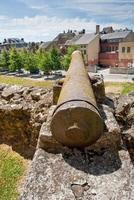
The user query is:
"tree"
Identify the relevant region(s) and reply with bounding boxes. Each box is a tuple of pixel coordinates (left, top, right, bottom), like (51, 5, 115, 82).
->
(0, 48, 10, 70)
(20, 48, 28, 69)
(50, 47, 61, 70)
(62, 45, 79, 70)
(37, 47, 61, 75)
(38, 51, 52, 75)
(36, 48, 45, 66)
(22, 51, 39, 74)
(9, 48, 22, 72)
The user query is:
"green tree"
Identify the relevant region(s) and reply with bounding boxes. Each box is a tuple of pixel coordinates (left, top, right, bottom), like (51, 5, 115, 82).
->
(0, 48, 10, 70)
(9, 48, 22, 72)
(20, 48, 28, 69)
(36, 48, 45, 67)
(62, 45, 79, 70)
(38, 51, 52, 75)
(22, 51, 39, 74)
(50, 47, 61, 70)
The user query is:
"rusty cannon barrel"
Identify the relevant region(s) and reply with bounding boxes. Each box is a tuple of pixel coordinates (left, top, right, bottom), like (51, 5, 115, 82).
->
(50, 50, 103, 147)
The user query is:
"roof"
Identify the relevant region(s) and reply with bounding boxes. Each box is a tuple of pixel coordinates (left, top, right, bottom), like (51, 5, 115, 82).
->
(122, 32, 134, 42)
(101, 31, 131, 40)
(2, 38, 25, 45)
(53, 32, 75, 42)
(74, 33, 98, 45)
(65, 34, 83, 46)
(39, 41, 51, 49)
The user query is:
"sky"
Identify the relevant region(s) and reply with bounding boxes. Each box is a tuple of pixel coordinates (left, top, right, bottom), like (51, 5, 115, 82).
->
(0, 0, 133, 42)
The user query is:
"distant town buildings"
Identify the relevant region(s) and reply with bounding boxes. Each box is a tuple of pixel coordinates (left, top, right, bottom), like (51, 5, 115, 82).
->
(39, 25, 134, 73)
(1, 25, 134, 74)
(0, 38, 27, 52)
(39, 29, 85, 53)
(99, 27, 134, 70)
(65, 33, 100, 72)
(65, 25, 134, 73)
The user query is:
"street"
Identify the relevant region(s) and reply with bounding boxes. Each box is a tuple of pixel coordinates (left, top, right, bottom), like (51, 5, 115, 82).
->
(90, 68, 134, 82)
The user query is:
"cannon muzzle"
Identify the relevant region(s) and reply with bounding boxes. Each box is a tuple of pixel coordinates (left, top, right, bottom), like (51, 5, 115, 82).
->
(50, 50, 103, 147)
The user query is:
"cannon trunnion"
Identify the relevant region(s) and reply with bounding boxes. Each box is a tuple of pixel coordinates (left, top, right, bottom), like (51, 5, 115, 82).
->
(50, 51, 103, 147)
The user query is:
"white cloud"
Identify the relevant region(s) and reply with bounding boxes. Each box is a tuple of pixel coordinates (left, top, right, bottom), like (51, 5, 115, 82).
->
(0, 15, 129, 42)
(18, 0, 134, 22)
(0, 15, 8, 20)
(66, 0, 134, 21)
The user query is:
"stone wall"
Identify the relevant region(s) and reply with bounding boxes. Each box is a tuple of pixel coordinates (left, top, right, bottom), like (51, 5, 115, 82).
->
(0, 84, 52, 158)
(20, 93, 134, 200)
(0, 75, 105, 158)
(110, 66, 134, 74)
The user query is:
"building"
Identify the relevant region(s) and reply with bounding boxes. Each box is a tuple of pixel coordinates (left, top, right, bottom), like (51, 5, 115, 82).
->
(39, 25, 134, 73)
(65, 32, 100, 72)
(99, 30, 132, 67)
(99, 28, 134, 73)
(119, 32, 134, 67)
(0, 38, 27, 52)
(65, 25, 134, 73)
(39, 30, 77, 51)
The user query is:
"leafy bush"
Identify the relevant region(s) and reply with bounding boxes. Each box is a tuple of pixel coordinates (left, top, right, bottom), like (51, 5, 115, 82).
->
(0, 48, 10, 70)
(62, 45, 79, 70)
(9, 48, 22, 72)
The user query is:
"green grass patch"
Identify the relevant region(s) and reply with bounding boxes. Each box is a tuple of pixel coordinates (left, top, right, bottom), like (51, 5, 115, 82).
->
(0, 145, 28, 200)
(122, 82, 134, 94)
(0, 75, 53, 88)
(105, 82, 134, 94)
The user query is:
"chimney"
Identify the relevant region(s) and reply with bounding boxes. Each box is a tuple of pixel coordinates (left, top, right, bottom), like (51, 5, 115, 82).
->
(96, 25, 100, 34)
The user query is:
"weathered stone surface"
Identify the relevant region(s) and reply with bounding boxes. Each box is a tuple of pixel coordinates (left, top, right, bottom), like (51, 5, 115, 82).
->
(20, 91, 134, 200)
(88, 103, 121, 150)
(90, 74, 105, 103)
(0, 84, 52, 158)
(53, 84, 62, 105)
(20, 147, 134, 200)
(1, 81, 133, 200)
(1, 85, 24, 100)
(37, 105, 65, 153)
(115, 95, 134, 166)
(115, 95, 134, 123)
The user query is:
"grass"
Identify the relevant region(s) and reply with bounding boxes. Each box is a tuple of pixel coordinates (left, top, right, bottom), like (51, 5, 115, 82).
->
(0, 144, 29, 200)
(105, 82, 134, 94)
(0, 75, 134, 94)
(122, 82, 134, 94)
(0, 75, 53, 88)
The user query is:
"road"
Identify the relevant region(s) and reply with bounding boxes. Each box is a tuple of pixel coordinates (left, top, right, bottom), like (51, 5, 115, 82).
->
(90, 68, 134, 82)
(11, 68, 134, 83)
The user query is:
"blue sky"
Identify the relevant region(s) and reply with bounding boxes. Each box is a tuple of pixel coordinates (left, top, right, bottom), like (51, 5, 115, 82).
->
(0, 0, 133, 42)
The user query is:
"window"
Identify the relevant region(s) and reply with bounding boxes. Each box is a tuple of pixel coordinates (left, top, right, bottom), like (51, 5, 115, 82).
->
(116, 46, 118, 51)
(112, 46, 114, 51)
(127, 47, 131, 53)
(122, 47, 125, 53)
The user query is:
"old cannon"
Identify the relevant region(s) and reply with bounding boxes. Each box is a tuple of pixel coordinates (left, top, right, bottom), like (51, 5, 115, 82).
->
(50, 50, 103, 147)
